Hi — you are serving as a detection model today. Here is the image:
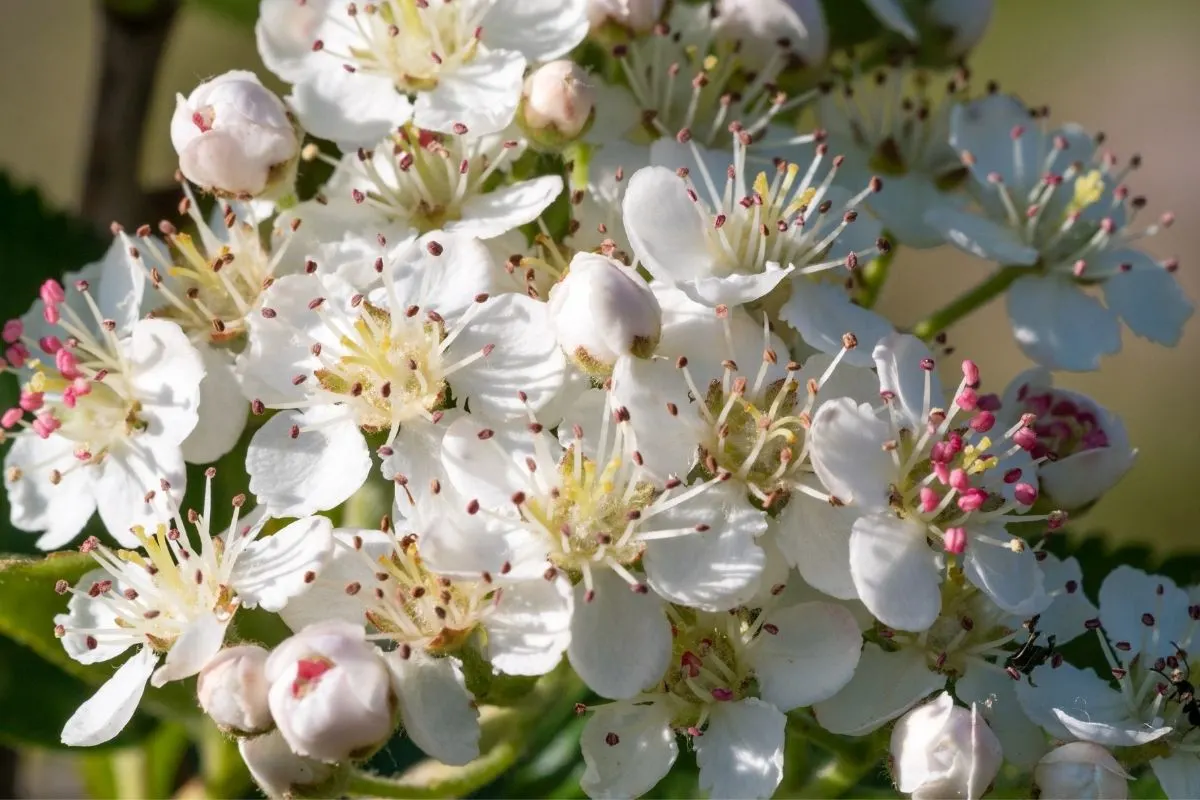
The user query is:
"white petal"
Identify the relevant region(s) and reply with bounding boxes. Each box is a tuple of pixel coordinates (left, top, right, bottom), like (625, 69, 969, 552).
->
(440, 415, 543, 508)
(150, 613, 229, 687)
(850, 515, 941, 632)
(381, 420, 453, 508)
(643, 482, 767, 611)
(413, 50, 526, 135)
(126, 319, 204, 445)
(377, 233, 495, 321)
(963, 523, 1047, 616)
(1053, 708, 1172, 747)
(95, 445, 182, 548)
(483, 0, 588, 61)
(813, 644, 942, 735)
(872, 332, 944, 431)
(246, 407, 371, 517)
(5, 433, 97, 549)
(955, 666, 1047, 768)
(1015, 662, 1127, 741)
(1102, 250, 1193, 345)
(57, 569, 136, 664)
(623, 167, 717, 284)
(568, 569, 672, 699)
(386, 650, 480, 765)
(778, 280, 894, 368)
(678, 266, 795, 308)
(96, 236, 150, 330)
(447, 293, 566, 416)
(924, 205, 1039, 265)
(951, 95, 1043, 196)
(795, 352, 881, 406)
(580, 701, 677, 800)
(1035, 554, 1097, 645)
(776, 491, 857, 600)
(181, 346, 249, 464)
(278, 530, 391, 631)
(487, 577, 573, 676)
(232, 515, 334, 611)
(1152, 753, 1200, 800)
(751, 602, 861, 710)
(453, 176, 563, 240)
(609, 356, 703, 481)
(808, 398, 895, 509)
(1098, 566, 1189, 659)
(863, 0, 918, 39)
(289, 69, 412, 150)
(1008, 275, 1121, 372)
(695, 699, 786, 800)
(60, 648, 157, 746)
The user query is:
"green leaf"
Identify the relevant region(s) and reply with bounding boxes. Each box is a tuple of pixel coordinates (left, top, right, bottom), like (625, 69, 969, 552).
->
(0, 635, 157, 750)
(0, 553, 200, 722)
(186, 0, 257, 27)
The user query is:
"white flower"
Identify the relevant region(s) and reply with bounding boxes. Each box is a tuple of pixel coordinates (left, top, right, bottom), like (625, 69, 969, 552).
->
(239, 730, 344, 799)
(927, 0, 994, 57)
(579, 593, 862, 799)
(425, 389, 768, 699)
(1034, 742, 1131, 800)
(814, 64, 972, 248)
(170, 70, 299, 198)
(54, 476, 333, 746)
(890, 691, 1003, 800)
(927, 94, 1192, 370)
(2, 243, 205, 549)
(713, 0, 828, 68)
(587, 0, 663, 33)
(1017, 566, 1200, 799)
(257, 0, 588, 146)
(239, 230, 566, 517)
(278, 517, 573, 681)
(813, 554, 1094, 768)
(547, 252, 661, 374)
(997, 368, 1136, 510)
(520, 60, 597, 144)
(265, 620, 398, 763)
(198, 644, 274, 735)
(622, 135, 892, 362)
(294, 126, 563, 243)
(807, 333, 1049, 631)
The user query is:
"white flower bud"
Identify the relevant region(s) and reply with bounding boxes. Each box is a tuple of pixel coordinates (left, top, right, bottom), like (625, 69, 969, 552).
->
(239, 730, 345, 799)
(1034, 742, 1130, 800)
(548, 252, 662, 374)
(890, 692, 1003, 800)
(520, 61, 597, 147)
(198, 645, 273, 735)
(714, 0, 828, 68)
(587, 0, 664, 33)
(170, 70, 299, 198)
(928, 0, 994, 57)
(264, 621, 397, 763)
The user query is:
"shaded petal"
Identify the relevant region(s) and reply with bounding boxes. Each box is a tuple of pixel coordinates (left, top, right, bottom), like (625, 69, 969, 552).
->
(181, 346, 248, 464)
(1151, 753, 1200, 800)
(482, 0, 588, 61)
(813, 644, 942, 735)
(778, 279, 894, 367)
(679, 266, 794, 308)
(278, 529, 391, 632)
(872, 332, 944, 431)
(487, 577, 573, 677)
(126, 319, 204, 445)
(580, 700, 677, 799)
(808, 398, 895, 509)
(568, 569, 671, 699)
(774, 491, 857, 601)
(5, 433, 97, 550)
(850, 515, 941, 632)
(232, 515, 335, 611)
(1007, 275, 1121, 371)
(1015, 662, 1126, 740)
(1097, 566, 1189, 660)
(1102, 251, 1193, 345)
(695, 699, 786, 800)
(951, 95, 1043, 196)
(414, 50, 525, 135)
(863, 0, 918, 39)
(1036, 554, 1097, 645)
(61, 648, 157, 746)
(439, 415, 544, 508)
(454, 176, 564, 240)
(623, 167, 717, 284)
(290, 69, 412, 149)
(956, 666, 1047, 768)
(1054, 709, 1172, 747)
(150, 613, 228, 687)
(386, 650, 480, 765)
(751, 601, 862, 710)
(924, 206, 1039, 265)
(963, 523, 1047, 616)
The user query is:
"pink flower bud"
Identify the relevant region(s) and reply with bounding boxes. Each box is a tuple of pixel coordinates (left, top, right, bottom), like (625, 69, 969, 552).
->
(944, 527, 967, 555)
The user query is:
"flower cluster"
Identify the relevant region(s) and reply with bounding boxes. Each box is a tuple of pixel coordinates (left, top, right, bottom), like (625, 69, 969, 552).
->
(21, 0, 1196, 798)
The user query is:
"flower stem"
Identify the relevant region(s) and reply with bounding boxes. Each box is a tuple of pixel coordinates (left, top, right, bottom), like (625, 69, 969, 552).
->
(856, 241, 896, 309)
(911, 265, 1026, 341)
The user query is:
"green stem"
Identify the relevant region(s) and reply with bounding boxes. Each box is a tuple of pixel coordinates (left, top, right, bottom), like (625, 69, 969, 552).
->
(911, 265, 1027, 341)
(856, 241, 895, 309)
(111, 748, 148, 800)
(563, 140, 592, 192)
(787, 714, 887, 798)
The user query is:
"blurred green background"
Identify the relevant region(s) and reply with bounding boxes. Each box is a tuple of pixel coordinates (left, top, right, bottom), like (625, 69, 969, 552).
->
(0, 0, 1197, 795)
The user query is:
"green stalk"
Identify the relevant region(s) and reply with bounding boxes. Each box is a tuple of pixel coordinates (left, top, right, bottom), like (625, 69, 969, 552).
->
(911, 265, 1027, 341)
(856, 241, 896, 309)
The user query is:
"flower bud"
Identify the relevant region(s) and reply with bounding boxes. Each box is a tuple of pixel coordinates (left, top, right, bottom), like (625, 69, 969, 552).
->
(587, 0, 664, 34)
(927, 0, 994, 58)
(198, 644, 273, 735)
(239, 730, 347, 799)
(264, 621, 398, 763)
(547, 252, 662, 375)
(519, 61, 597, 148)
(890, 692, 1002, 800)
(714, 0, 828, 68)
(1033, 742, 1130, 800)
(170, 70, 299, 198)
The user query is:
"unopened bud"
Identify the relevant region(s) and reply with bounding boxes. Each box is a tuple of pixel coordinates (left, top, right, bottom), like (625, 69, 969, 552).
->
(198, 645, 273, 735)
(265, 621, 398, 763)
(890, 692, 1002, 800)
(519, 61, 596, 148)
(239, 730, 346, 799)
(171, 70, 299, 198)
(1033, 742, 1130, 800)
(587, 0, 664, 34)
(548, 253, 662, 375)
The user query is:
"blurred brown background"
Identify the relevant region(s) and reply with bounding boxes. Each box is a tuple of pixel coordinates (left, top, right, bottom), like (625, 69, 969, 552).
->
(0, 0, 1195, 555)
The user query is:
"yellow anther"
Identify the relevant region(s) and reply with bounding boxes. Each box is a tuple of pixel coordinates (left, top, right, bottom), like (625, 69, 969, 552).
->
(1067, 170, 1105, 216)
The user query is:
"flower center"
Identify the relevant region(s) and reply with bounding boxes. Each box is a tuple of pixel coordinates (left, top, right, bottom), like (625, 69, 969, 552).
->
(662, 616, 748, 729)
(319, 1, 482, 93)
(291, 657, 335, 698)
(1014, 386, 1108, 460)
